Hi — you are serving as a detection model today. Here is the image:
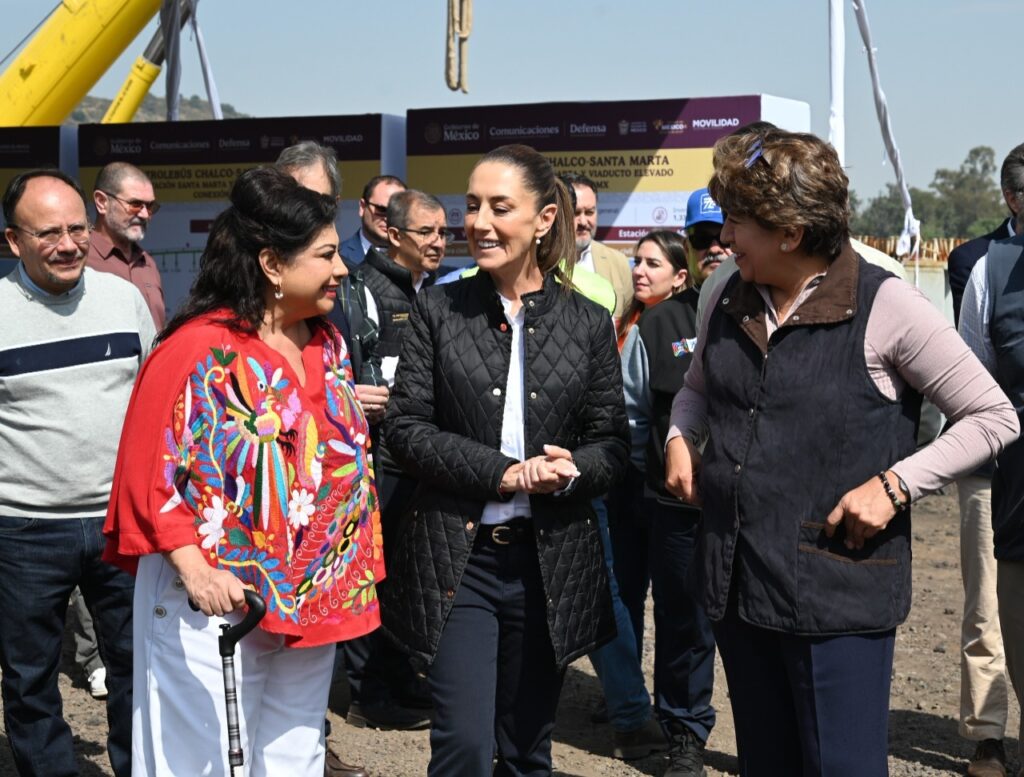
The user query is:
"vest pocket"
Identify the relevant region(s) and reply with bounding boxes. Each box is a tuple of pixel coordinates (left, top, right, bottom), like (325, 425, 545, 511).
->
(795, 520, 905, 632)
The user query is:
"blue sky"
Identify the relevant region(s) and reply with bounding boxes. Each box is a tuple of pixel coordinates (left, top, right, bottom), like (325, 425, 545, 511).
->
(1, 0, 1020, 200)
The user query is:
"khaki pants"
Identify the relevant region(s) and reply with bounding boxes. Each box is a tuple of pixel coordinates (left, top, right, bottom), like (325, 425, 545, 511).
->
(959, 476, 1008, 740)
(999, 559, 1024, 756)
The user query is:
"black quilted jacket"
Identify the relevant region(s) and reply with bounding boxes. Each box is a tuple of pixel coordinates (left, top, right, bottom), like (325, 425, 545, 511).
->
(379, 270, 629, 670)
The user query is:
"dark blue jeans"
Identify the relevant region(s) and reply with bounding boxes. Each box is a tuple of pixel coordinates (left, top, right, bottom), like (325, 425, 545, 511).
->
(427, 528, 563, 777)
(588, 498, 652, 731)
(607, 469, 717, 742)
(714, 600, 896, 776)
(0, 515, 133, 777)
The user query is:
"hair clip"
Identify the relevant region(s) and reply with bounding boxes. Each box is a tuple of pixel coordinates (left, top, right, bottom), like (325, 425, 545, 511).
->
(744, 138, 764, 169)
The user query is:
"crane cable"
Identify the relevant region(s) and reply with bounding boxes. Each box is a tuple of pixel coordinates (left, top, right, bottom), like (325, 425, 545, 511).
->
(445, 0, 472, 93)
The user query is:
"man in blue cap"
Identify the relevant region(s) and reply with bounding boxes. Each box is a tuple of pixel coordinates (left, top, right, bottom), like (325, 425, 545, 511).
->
(683, 187, 732, 288)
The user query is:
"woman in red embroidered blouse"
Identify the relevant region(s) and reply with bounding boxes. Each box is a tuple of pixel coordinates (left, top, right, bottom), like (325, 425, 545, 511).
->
(104, 167, 383, 776)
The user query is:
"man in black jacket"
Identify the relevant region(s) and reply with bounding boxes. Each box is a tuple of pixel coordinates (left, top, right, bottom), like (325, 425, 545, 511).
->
(948, 141, 1024, 777)
(342, 189, 451, 732)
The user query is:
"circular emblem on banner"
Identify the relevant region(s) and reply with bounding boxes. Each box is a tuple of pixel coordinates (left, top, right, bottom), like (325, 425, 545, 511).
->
(93, 136, 110, 157)
(424, 123, 443, 145)
(448, 207, 463, 226)
(653, 206, 668, 224)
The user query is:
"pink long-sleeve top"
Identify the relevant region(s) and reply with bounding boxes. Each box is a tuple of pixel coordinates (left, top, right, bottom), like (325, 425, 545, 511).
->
(667, 269, 1019, 501)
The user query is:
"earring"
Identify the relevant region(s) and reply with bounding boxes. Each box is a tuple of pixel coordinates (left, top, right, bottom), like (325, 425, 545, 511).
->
(536, 237, 542, 244)
(780, 242, 789, 251)
(274, 284, 284, 300)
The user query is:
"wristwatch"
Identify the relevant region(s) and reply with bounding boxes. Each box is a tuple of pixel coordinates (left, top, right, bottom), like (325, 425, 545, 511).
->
(895, 474, 910, 504)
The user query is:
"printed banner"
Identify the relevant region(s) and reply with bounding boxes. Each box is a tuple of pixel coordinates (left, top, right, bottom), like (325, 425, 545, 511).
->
(407, 95, 809, 257)
(79, 114, 403, 313)
(0, 126, 63, 268)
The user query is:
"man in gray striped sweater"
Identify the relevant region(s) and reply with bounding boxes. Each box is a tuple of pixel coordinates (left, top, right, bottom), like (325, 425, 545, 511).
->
(0, 169, 155, 777)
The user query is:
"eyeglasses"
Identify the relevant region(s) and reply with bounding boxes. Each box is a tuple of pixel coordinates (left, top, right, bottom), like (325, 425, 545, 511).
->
(686, 226, 726, 251)
(103, 191, 161, 215)
(397, 227, 455, 244)
(364, 200, 389, 217)
(9, 223, 91, 248)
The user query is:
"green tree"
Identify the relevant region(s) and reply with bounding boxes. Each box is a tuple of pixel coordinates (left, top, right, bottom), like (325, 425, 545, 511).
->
(852, 184, 943, 239)
(929, 146, 1004, 237)
(852, 146, 1005, 238)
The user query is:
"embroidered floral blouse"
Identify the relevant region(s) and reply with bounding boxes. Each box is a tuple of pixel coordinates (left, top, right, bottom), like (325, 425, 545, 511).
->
(104, 314, 384, 647)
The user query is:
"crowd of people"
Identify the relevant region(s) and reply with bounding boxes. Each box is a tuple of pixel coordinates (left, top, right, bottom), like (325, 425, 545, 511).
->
(0, 125, 1022, 777)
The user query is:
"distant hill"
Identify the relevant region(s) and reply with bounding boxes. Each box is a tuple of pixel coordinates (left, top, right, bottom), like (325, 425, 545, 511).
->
(66, 94, 249, 124)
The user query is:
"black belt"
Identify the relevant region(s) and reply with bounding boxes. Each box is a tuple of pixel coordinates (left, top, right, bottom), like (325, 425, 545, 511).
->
(479, 519, 532, 545)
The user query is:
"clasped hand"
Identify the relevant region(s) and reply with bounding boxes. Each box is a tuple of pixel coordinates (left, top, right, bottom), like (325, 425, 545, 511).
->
(355, 384, 390, 425)
(501, 445, 581, 495)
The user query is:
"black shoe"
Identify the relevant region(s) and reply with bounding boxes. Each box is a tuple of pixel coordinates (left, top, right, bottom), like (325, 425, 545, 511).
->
(324, 746, 369, 777)
(664, 721, 707, 777)
(346, 699, 430, 731)
(966, 738, 1007, 777)
(612, 715, 668, 760)
(396, 674, 433, 711)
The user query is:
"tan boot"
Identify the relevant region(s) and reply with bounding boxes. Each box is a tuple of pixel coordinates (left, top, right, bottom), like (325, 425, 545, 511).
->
(966, 738, 1007, 777)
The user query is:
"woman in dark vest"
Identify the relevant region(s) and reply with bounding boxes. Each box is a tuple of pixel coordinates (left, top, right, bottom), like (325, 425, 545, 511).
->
(664, 128, 1019, 775)
(607, 230, 717, 772)
(380, 143, 629, 775)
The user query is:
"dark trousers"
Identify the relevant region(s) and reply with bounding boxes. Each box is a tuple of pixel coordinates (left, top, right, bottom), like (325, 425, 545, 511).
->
(0, 515, 133, 777)
(714, 602, 896, 776)
(428, 527, 563, 777)
(341, 468, 419, 704)
(607, 468, 716, 741)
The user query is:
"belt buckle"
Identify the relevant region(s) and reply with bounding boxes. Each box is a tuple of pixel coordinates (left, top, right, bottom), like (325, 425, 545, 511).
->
(491, 525, 512, 545)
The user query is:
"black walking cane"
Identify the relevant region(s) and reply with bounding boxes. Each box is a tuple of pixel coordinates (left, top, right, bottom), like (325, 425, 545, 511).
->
(190, 589, 267, 776)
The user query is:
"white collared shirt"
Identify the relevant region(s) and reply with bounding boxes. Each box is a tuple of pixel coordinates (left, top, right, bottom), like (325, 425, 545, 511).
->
(578, 244, 596, 274)
(959, 218, 1019, 374)
(480, 294, 531, 524)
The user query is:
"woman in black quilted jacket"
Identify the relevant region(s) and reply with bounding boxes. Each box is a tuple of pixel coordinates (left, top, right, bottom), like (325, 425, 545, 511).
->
(380, 143, 630, 776)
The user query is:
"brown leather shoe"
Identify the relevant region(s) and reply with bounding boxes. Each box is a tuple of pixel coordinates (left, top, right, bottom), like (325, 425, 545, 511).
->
(967, 738, 1007, 777)
(325, 746, 369, 777)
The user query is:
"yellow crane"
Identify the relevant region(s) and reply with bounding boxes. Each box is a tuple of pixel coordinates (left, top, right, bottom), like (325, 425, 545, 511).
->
(0, 0, 162, 127)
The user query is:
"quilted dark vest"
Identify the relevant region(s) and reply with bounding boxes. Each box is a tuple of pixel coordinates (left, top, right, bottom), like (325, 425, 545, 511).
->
(700, 254, 920, 635)
(986, 235, 1024, 560)
(361, 248, 421, 361)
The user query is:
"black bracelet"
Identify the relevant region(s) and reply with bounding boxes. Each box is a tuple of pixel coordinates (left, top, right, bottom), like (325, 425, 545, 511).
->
(877, 471, 905, 512)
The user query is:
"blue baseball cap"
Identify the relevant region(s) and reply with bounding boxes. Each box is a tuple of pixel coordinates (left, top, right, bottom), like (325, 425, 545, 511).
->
(684, 188, 724, 229)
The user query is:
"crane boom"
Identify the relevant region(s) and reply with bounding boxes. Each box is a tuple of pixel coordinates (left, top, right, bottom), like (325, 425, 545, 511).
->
(103, 0, 192, 123)
(0, 0, 161, 127)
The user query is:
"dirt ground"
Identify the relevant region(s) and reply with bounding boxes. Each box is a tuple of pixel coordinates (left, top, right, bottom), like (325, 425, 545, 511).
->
(0, 486, 1016, 776)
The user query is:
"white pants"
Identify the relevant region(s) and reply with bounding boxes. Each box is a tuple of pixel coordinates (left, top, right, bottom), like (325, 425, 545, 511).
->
(132, 555, 335, 776)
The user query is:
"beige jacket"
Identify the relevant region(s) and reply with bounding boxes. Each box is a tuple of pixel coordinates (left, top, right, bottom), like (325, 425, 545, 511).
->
(589, 240, 633, 320)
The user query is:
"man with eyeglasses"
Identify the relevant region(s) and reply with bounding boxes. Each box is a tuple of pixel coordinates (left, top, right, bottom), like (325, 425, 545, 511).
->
(340, 175, 407, 266)
(86, 162, 165, 328)
(340, 189, 450, 732)
(0, 169, 155, 777)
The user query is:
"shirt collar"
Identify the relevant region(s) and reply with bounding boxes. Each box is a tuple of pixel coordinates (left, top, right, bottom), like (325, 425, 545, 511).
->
(89, 229, 144, 265)
(16, 261, 83, 299)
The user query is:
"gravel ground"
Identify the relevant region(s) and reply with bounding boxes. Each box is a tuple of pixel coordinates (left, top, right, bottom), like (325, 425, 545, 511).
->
(0, 487, 1016, 775)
